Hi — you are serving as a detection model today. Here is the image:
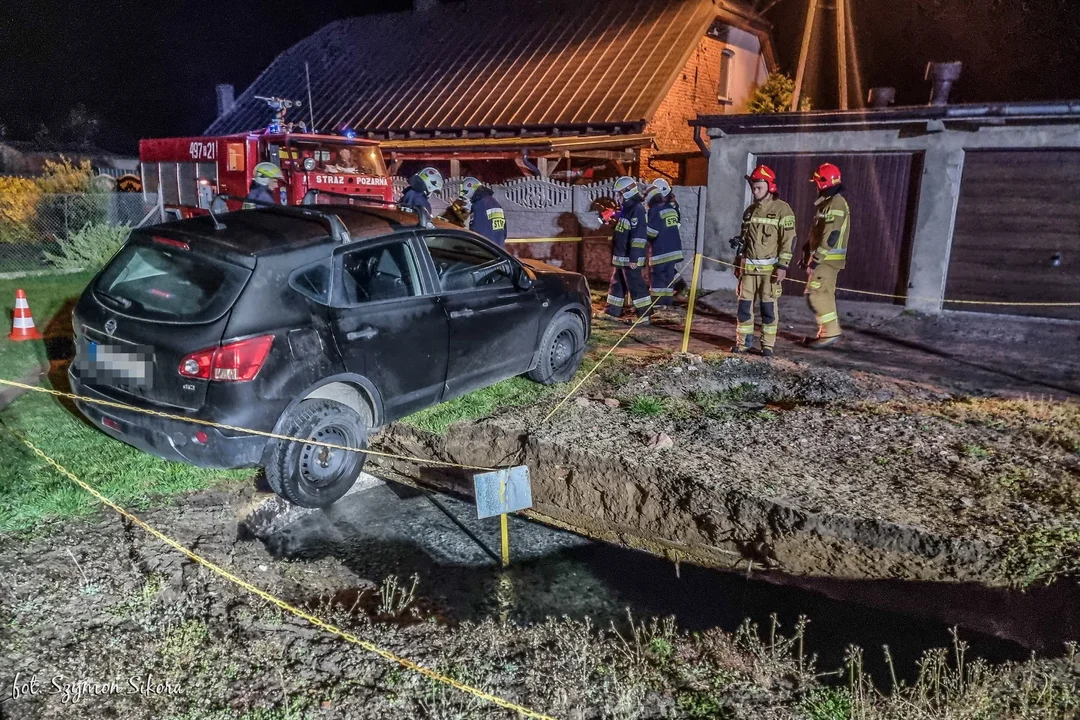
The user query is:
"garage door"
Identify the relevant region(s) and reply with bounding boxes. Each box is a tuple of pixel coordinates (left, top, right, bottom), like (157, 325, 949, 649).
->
(946, 150, 1080, 320)
(757, 152, 921, 302)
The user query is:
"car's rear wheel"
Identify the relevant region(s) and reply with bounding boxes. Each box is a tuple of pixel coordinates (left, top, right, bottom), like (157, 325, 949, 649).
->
(528, 312, 585, 385)
(262, 399, 368, 508)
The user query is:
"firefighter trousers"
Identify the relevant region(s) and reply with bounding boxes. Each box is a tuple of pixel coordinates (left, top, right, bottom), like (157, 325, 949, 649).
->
(649, 262, 679, 307)
(805, 263, 841, 338)
(606, 266, 651, 318)
(736, 273, 781, 350)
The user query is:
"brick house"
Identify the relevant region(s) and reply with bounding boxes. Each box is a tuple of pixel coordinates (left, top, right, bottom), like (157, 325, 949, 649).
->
(208, 0, 776, 184)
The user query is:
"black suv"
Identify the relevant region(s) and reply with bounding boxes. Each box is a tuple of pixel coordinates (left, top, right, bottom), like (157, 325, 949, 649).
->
(69, 205, 590, 507)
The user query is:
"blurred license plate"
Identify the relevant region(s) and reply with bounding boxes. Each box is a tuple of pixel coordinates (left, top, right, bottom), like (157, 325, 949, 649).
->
(84, 341, 153, 387)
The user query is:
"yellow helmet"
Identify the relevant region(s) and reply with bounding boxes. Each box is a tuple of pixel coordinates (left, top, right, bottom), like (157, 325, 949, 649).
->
(253, 162, 284, 184)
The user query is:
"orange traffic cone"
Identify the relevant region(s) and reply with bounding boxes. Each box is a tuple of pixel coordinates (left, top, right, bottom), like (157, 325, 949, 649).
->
(9, 289, 43, 341)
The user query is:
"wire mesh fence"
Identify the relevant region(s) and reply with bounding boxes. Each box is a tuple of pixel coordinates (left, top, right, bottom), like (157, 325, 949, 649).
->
(0, 192, 158, 273)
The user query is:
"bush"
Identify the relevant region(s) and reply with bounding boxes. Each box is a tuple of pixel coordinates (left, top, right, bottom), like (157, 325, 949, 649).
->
(747, 73, 813, 114)
(0, 176, 41, 244)
(44, 222, 130, 271)
(36, 156, 95, 194)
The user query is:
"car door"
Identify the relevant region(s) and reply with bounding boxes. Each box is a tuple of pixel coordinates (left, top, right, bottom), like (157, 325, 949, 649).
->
(328, 234, 449, 421)
(420, 232, 542, 399)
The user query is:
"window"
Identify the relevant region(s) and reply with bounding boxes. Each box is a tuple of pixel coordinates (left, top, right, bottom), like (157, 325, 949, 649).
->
(718, 48, 735, 103)
(338, 241, 422, 305)
(289, 258, 333, 305)
(227, 143, 245, 172)
(423, 234, 514, 292)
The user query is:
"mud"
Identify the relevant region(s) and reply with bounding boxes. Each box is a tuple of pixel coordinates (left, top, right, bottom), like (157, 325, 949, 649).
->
(371, 353, 1080, 589)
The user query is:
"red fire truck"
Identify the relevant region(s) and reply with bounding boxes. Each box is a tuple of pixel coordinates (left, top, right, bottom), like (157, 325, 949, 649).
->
(139, 129, 393, 219)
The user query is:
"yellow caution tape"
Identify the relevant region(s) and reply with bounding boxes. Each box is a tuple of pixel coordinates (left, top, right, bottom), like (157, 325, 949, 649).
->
(701, 255, 1080, 307)
(505, 237, 584, 244)
(0, 424, 556, 719)
(0, 379, 495, 473)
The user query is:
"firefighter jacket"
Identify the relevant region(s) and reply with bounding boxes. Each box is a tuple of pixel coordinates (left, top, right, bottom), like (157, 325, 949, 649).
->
(612, 198, 648, 266)
(646, 196, 684, 266)
(468, 187, 507, 246)
(243, 183, 275, 208)
(399, 187, 431, 217)
(739, 196, 797, 275)
(807, 189, 850, 269)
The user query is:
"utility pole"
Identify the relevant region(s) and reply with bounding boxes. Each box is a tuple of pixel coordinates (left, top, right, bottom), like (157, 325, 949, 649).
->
(791, 0, 819, 111)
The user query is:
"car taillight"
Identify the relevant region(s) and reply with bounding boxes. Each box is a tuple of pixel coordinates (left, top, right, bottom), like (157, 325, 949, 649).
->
(178, 335, 274, 382)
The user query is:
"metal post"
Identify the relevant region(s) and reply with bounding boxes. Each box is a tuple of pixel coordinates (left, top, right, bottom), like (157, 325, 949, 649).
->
(500, 514, 510, 567)
(681, 253, 703, 354)
(792, 0, 819, 111)
(836, 0, 849, 110)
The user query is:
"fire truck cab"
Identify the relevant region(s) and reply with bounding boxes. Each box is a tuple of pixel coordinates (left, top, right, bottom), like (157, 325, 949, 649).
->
(139, 130, 393, 219)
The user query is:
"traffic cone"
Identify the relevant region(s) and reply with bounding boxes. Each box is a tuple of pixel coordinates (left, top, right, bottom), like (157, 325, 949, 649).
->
(9, 289, 43, 341)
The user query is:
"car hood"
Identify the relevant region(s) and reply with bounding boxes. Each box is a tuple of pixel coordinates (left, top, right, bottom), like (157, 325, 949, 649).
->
(520, 257, 574, 275)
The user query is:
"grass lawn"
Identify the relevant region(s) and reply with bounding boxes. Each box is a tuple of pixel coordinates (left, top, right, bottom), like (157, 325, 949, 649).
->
(0, 271, 95, 382)
(0, 389, 249, 534)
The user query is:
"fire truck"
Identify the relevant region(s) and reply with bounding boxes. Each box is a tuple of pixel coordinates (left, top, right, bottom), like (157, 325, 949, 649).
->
(138, 98, 393, 218)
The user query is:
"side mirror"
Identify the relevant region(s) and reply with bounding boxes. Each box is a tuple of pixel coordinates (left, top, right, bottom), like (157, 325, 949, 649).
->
(513, 263, 534, 291)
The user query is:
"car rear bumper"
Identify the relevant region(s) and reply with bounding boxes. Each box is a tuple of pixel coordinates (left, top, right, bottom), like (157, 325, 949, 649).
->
(68, 368, 267, 470)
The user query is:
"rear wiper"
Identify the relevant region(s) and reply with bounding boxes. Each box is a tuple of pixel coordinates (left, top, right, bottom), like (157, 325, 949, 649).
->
(97, 289, 132, 310)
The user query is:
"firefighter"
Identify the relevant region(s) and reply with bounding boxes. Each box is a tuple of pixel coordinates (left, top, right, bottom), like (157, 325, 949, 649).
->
(732, 165, 797, 357)
(604, 176, 652, 322)
(459, 177, 507, 246)
(399, 167, 443, 218)
(801, 163, 850, 348)
(243, 162, 283, 208)
(644, 178, 683, 314)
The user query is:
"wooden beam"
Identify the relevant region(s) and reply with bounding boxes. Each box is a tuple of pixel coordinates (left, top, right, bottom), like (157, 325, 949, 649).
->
(836, 0, 849, 110)
(792, 0, 819, 111)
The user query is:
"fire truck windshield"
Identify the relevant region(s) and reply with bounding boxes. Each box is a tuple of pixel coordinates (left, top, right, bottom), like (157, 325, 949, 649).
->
(286, 143, 386, 176)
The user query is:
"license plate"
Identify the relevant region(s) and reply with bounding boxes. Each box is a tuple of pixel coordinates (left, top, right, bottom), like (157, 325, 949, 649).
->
(82, 341, 153, 387)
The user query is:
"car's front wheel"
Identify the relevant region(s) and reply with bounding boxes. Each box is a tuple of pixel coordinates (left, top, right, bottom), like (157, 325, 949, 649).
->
(528, 312, 586, 385)
(262, 399, 368, 508)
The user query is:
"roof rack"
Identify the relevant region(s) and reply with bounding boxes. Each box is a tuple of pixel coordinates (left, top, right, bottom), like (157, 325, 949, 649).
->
(301, 189, 434, 230)
(210, 194, 351, 243)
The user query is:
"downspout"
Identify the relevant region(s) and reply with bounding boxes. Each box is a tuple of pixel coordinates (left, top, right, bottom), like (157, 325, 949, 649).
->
(520, 148, 541, 176)
(692, 124, 711, 158)
(646, 155, 677, 182)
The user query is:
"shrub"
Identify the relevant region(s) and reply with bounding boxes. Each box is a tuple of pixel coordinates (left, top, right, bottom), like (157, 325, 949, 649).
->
(0, 176, 41, 244)
(36, 156, 95, 194)
(747, 72, 813, 114)
(44, 221, 130, 271)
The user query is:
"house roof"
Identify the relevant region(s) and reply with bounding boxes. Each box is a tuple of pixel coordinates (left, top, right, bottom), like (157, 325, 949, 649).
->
(208, 0, 773, 139)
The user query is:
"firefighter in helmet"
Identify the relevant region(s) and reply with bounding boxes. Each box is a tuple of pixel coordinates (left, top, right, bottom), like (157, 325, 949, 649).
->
(604, 176, 652, 322)
(644, 178, 683, 315)
(731, 165, 797, 357)
(801, 163, 850, 348)
(459, 177, 507, 247)
(244, 162, 283, 208)
(399, 167, 443, 219)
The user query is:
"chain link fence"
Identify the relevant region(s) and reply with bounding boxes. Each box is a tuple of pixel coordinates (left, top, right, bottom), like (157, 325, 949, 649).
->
(0, 193, 158, 273)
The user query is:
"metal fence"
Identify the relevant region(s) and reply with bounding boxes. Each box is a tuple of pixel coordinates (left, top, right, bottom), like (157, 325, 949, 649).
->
(0, 193, 158, 273)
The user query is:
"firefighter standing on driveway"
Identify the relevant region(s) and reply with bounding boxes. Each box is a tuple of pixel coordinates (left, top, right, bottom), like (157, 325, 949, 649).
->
(644, 178, 683, 314)
(732, 165, 797, 357)
(243, 162, 283, 208)
(801, 163, 851, 348)
(604, 176, 652, 322)
(459, 177, 507, 247)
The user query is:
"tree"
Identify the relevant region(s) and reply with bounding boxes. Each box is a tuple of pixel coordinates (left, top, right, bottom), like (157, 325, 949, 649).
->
(747, 73, 813, 114)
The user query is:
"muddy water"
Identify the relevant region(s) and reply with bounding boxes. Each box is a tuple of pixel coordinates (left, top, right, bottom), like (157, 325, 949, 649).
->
(252, 480, 1078, 685)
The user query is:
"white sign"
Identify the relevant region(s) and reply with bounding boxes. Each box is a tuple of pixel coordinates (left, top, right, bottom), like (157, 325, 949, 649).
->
(188, 141, 216, 161)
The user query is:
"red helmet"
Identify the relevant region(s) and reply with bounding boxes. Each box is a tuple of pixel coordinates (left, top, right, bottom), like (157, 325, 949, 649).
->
(745, 164, 778, 194)
(812, 163, 842, 190)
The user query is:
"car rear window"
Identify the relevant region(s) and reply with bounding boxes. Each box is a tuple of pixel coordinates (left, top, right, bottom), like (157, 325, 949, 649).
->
(94, 240, 250, 322)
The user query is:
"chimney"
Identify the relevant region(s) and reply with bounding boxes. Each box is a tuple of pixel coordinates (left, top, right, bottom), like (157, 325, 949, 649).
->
(867, 87, 896, 109)
(925, 62, 962, 106)
(216, 84, 236, 119)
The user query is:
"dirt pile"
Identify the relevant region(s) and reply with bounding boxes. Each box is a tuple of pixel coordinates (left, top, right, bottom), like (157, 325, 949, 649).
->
(373, 354, 1080, 588)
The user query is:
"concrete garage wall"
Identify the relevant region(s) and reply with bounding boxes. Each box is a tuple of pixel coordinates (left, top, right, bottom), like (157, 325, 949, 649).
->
(395, 177, 706, 281)
(701, 122, 1080, 311)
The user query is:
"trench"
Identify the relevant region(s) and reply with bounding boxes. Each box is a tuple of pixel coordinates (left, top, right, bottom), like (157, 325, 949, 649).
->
(243, 473, 1078, 691)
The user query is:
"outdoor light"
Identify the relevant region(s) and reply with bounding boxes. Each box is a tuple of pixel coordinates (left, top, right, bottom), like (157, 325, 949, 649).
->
(342, 127, 357, 139)
(303, 157, 317, 171)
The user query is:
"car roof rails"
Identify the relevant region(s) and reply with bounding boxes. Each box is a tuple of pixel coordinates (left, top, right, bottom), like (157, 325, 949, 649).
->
(302, 189, 435, 230)
(211, 194, 350, 243)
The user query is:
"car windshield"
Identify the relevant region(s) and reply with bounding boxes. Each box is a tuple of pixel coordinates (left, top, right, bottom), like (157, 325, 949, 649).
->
(288, 143, 387, 176)
(94, 238, 251, 322)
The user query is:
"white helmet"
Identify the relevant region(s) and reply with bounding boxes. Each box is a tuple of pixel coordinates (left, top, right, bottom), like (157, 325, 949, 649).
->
(646, 178, 672, 204)
(253, 162, 284, 186)
(459, 176, 483, 200)
(613, 175, 640, 203)
(416, 167, 444, 195)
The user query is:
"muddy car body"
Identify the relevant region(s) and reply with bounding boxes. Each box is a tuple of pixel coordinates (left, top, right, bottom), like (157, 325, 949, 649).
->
(68, 206, 590, 507)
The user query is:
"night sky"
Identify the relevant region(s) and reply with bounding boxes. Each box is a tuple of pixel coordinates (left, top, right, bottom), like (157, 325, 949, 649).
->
(2, 0, 1078, 154)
